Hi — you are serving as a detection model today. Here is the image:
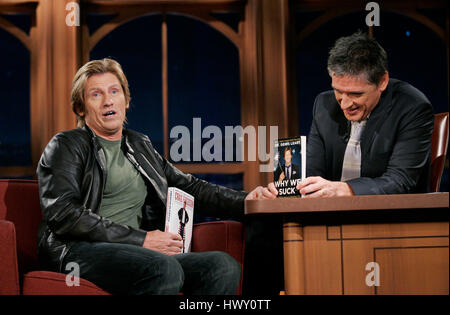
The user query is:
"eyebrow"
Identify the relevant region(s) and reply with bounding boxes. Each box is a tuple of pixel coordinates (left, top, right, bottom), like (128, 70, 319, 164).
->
(87, 84, 121, 93)
(332, 86, 364, 94)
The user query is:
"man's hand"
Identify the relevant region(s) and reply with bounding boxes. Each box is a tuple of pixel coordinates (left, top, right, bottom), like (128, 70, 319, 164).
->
(245, 184, 278, 200)
(296, 176, 354, 198)
(142, 230, 183, 255)
(278, 172, 285, 182)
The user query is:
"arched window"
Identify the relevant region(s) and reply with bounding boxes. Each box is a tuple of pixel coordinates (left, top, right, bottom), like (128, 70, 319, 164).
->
(90, 14, 164, 154)
(88, 9, 244, 191)
(0, 17, 31, 177)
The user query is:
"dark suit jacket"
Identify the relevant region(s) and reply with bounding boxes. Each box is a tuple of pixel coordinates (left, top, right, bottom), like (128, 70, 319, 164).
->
(178, 208, 189, 225)
(275, 163, 300, 181)
(306, 78, 434, 195)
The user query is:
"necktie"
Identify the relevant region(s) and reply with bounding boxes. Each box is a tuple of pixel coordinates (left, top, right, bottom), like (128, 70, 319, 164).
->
(341, 120, 367, 181)
(286, 165, 291, 179)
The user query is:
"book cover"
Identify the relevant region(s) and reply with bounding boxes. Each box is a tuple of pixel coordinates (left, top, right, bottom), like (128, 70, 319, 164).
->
(165, 187, 195, 253)
(273, 136, 306, 197)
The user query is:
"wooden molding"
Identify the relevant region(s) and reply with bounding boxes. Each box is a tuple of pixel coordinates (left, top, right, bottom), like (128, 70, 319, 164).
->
(175, 162, 246, 174)
(0, 16, 31, 49)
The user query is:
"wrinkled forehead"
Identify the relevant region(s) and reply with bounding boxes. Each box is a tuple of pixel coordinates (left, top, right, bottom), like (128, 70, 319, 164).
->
(85, 72, 122, 91)
(331, 73, 375, 92)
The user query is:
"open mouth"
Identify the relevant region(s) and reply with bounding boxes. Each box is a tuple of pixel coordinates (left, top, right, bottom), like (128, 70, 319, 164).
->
(103, 110, 116, 118)
(345, 107, 360, 115)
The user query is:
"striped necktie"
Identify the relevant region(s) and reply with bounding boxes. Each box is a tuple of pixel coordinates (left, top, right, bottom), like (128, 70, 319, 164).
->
(341, 120, 367, 181)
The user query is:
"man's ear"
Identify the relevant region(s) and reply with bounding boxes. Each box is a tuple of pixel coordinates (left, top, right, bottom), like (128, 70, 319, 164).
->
(126, 102, 130, 110)
(379, 72, 389, 92)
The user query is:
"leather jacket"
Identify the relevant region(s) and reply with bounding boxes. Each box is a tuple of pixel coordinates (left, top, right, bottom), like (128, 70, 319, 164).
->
(37, 125, 247, 272)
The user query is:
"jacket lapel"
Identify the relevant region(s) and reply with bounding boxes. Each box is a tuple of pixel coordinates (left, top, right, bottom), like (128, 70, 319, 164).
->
(122, 130, 168, 207)
(360, 80, 394, 156)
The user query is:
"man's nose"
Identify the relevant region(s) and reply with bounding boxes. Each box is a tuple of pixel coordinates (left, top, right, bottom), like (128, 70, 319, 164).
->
(104, 96, 114, 106)
(340, 93, 353, 109)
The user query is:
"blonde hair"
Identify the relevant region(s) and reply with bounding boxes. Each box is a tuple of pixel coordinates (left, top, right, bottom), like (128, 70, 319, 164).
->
(71, 58, 131, 128)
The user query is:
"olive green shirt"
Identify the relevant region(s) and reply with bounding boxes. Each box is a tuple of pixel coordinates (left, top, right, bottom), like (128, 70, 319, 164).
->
(97, 136, 147, 229)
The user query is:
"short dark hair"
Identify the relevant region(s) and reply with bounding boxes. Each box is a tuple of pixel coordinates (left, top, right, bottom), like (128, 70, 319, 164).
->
(284, 147, 292, 156)
(327, 31, 388, 85)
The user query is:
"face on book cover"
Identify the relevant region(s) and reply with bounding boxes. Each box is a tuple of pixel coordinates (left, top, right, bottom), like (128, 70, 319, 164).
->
(80, 72, 129, 140)
(332, 72, 389, 122)
(284, 149, 292, 166)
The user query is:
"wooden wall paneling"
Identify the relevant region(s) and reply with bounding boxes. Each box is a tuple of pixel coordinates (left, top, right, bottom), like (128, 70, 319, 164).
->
(51, 0, 80, 135)
(303, 225, 342, 294)
(29, 0, 80, 173)
(258, 0, 291, 186)
(30, 0, 53, 172)
(285, 0, 299, 138)
(341, 222, 449, 295)
(375, 246, 449, 295)
(283, 222, 306, 294)
(341, 222, 449, 240)
(240, 0, 264, 191)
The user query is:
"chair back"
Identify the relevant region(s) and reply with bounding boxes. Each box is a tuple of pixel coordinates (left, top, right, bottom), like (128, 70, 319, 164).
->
(430, 112, 449, 192)
(0, 179, 42, 276)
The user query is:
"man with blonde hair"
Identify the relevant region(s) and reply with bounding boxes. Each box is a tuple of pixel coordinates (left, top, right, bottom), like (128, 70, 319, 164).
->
(37, 58, 277, 295)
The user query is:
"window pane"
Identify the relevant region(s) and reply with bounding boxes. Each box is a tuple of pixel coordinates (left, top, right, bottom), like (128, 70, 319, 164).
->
(374, 11, 448, 115)
(90, 14, 164, 154)
(296, 11, 367, 136)
(0, 27, 30, 166)
(167, 14, 241, 164)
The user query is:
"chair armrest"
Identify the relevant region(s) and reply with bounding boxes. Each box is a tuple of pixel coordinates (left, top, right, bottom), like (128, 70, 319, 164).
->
(0, 220, 20, 295)
(192, 220, 245, 295)
(23, 271, 110, 295)
(192, 220, 245, 266)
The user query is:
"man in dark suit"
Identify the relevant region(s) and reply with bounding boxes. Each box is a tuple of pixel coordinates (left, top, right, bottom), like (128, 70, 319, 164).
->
(296, 31, 434, 197)
(275, 146, 300, 181)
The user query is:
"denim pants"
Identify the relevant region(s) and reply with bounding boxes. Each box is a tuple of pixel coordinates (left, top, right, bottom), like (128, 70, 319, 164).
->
(62, 241, 241, 295)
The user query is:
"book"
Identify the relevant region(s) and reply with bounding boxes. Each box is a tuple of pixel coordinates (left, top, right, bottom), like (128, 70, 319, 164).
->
(273, 136, 306, 197)
(165, 187, 195, 253)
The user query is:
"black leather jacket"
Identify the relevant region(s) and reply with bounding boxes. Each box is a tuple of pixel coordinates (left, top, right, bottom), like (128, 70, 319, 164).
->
(37, 126, 247, 272)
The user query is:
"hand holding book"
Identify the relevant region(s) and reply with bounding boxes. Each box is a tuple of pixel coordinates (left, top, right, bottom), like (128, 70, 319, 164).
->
(296, 176, 354, 197)
(142, 230, 183, 255)
(245, 184, 278, 200)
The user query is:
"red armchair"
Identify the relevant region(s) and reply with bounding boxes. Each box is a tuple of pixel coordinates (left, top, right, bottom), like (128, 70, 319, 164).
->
(0, 179, 245, 295)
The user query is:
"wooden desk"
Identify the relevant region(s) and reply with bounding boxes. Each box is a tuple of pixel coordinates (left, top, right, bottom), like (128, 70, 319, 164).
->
(245, 193, 449, 295)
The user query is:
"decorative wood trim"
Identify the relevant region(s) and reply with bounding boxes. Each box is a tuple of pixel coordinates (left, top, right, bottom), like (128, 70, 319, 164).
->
(295, 8, 352, 47)
(295, 8, 446, 46)
(240, 0, 265, 191)
(88, 9, 243, 51)
(293, 0, 448, 11)
(162, 13, 169, 159)
(0, 1, 37, 15)
(174, 162, 246, 174)
(86, 1, 245, 13)
(29, 0, 53, 170)
(0, 16, 30, 49)
(0, 167, 35, 178)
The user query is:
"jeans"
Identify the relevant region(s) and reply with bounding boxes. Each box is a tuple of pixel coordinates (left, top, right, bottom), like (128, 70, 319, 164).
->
(62, 241, 241, 295)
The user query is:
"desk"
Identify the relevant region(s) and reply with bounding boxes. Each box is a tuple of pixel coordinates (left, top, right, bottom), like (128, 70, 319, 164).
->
(245, 193, 449, 295)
